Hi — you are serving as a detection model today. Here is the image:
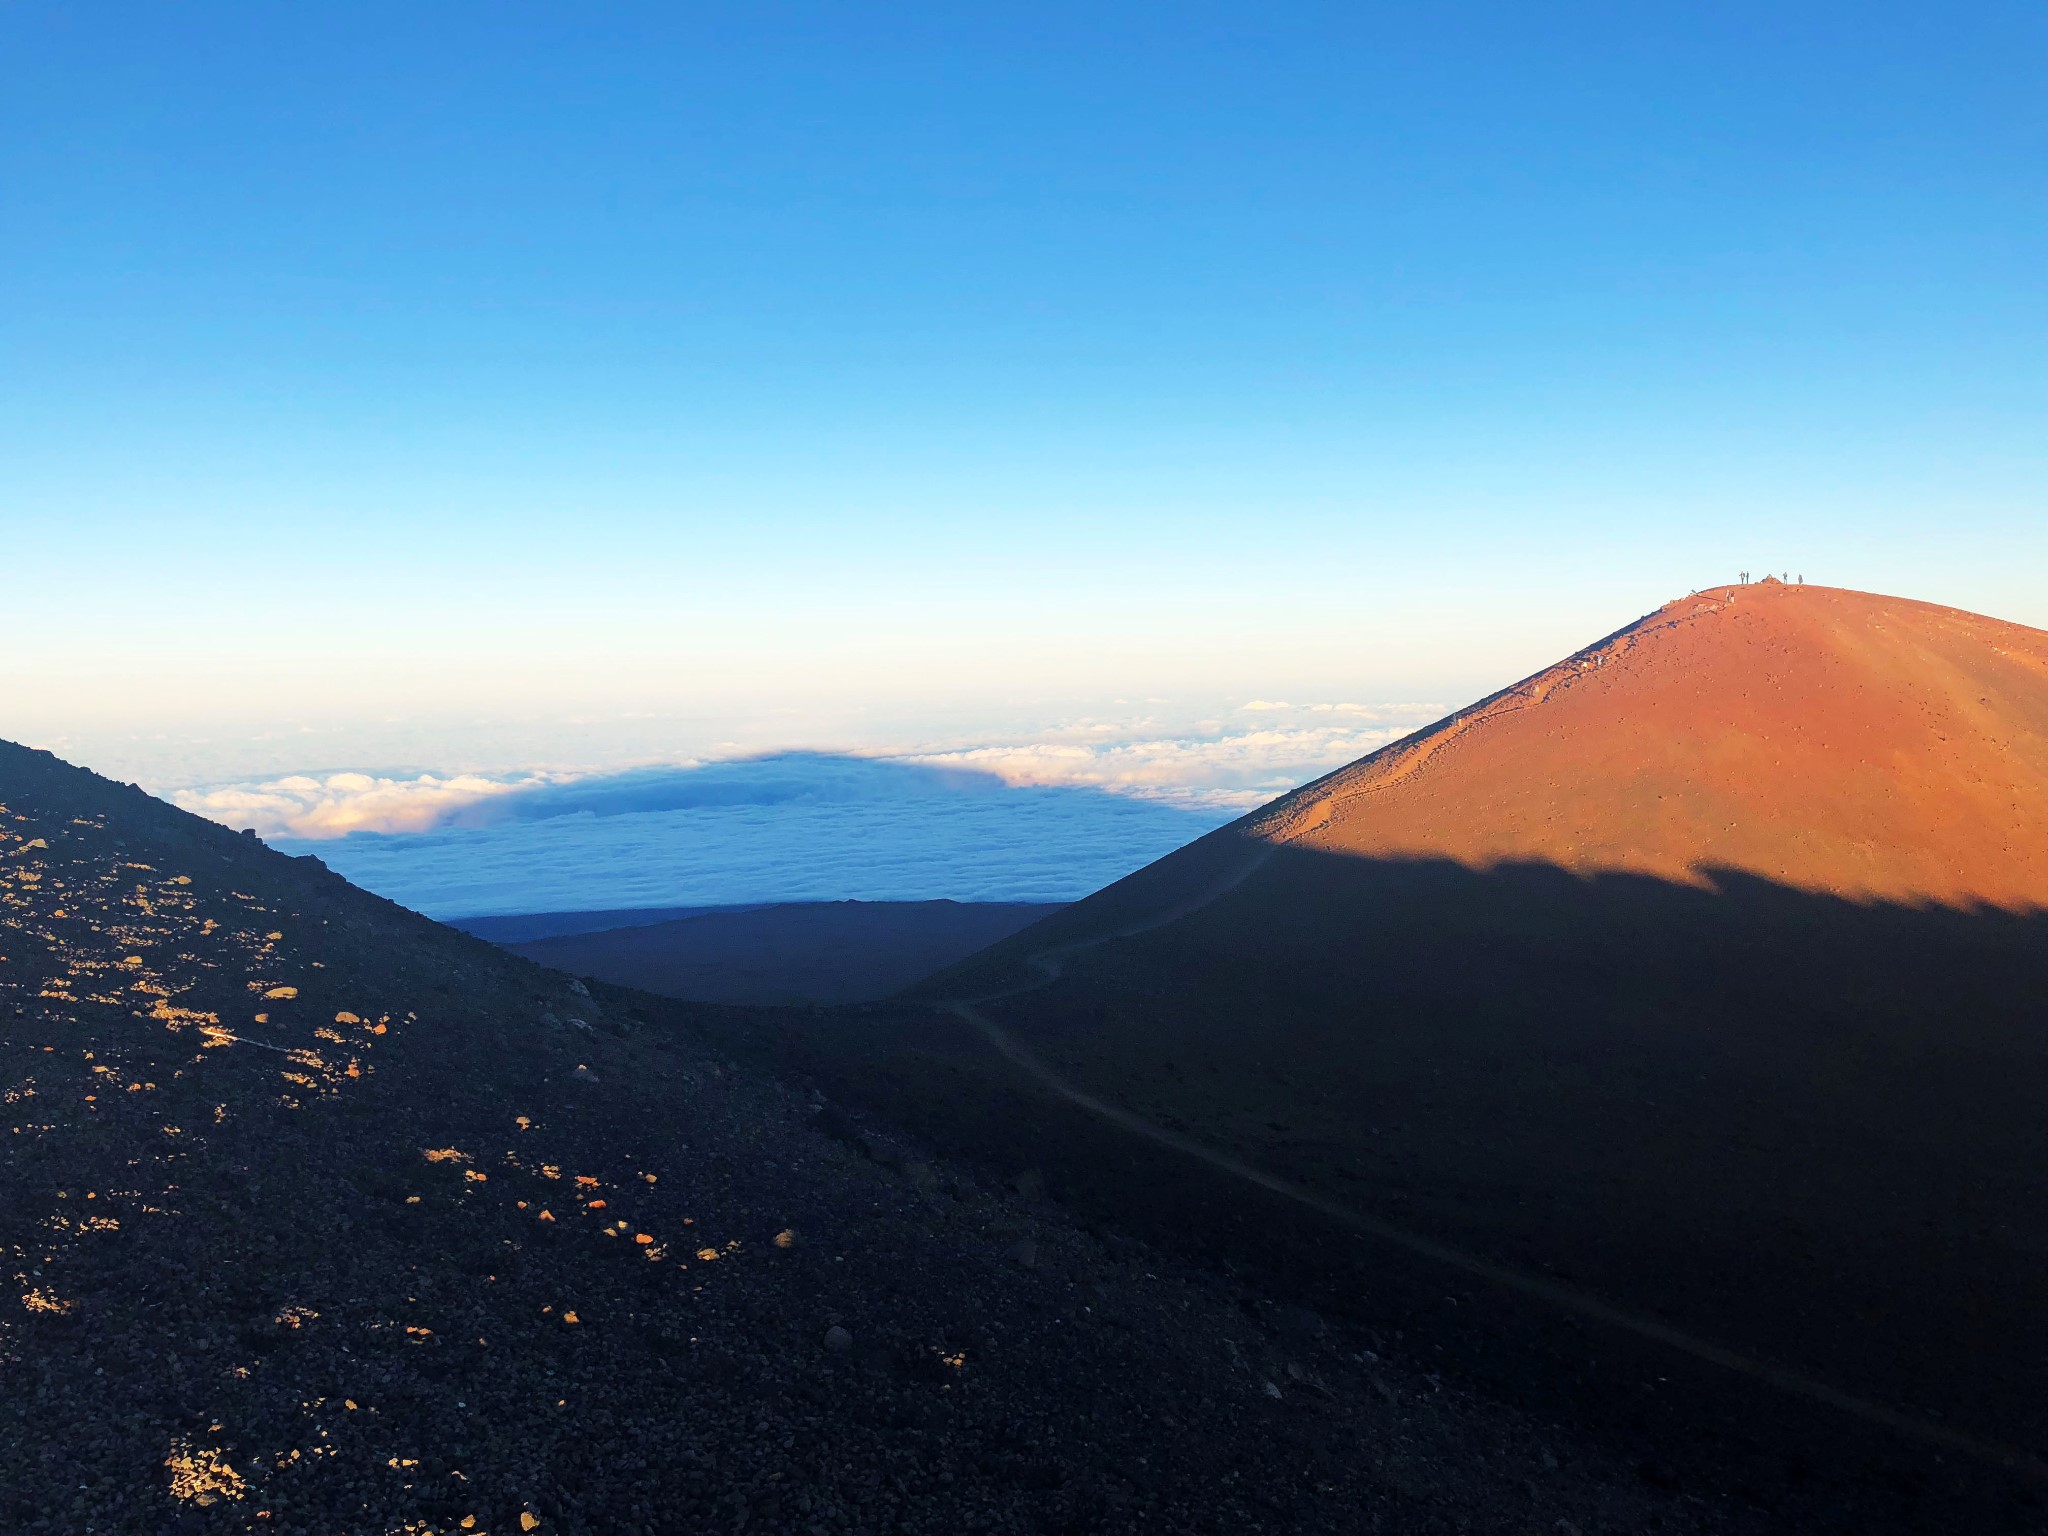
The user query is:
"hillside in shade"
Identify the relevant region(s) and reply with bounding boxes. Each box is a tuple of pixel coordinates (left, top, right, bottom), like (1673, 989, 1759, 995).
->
(0, 738, 1727, 1535)
(507, 900, 1063, 1006)
(713, 584, 2048, 1532)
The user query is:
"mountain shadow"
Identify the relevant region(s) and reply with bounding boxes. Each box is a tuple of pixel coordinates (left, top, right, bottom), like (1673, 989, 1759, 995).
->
(691, 842, 2048, 1531)
(271, 751, 1228, 919)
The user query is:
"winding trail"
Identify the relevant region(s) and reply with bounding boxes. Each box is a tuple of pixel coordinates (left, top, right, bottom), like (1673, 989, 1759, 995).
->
(937, 834, 2048, 1486)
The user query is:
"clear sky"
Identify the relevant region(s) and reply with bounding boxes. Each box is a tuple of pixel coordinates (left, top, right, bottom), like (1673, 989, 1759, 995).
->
(4, 3, 2044, 887)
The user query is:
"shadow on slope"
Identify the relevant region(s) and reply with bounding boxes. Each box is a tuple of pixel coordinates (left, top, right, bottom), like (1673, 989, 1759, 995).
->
(696, 844, 2048, 1528)
(447, 906, 760, 943)
(510, 899, 1065, 1006)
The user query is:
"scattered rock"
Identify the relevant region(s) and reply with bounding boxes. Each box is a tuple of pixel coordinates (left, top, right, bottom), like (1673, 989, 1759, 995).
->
(1006, 1237, 1038, 1269)
(823, 1325, 853, 1354)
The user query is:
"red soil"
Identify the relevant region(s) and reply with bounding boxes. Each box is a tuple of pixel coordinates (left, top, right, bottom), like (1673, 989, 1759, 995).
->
(1253, 581, 2048, 908)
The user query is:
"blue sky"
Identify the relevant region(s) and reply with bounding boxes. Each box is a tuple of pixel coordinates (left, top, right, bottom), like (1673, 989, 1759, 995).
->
(4, 3, 2043, 908)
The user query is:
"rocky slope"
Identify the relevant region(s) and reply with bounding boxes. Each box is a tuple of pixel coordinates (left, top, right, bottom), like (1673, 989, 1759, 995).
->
(0, 737, 1730, 1535)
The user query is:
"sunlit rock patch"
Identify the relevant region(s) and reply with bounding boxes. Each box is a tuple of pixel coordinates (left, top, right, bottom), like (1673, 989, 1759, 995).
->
(165, 1433, 249, 1506)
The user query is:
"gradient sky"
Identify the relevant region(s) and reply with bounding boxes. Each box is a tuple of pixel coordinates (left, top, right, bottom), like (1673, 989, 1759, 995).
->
(5, 2, 2044, 805)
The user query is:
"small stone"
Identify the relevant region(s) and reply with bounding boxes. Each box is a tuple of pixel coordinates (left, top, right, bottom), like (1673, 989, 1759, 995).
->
(1262, 1381, 1283, 1400)
(1006, 1238, 1037, 1269)
(823, 1325, 852, 1353)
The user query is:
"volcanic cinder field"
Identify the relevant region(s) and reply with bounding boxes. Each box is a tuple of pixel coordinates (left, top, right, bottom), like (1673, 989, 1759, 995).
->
(5, 581, 2047, 1534)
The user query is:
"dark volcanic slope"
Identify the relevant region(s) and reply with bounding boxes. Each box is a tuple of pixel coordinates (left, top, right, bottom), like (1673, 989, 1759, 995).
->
(731, 585, 2048, 1531)
(0, 738, 1730, 1536)
(511, 901, 1062, 1006)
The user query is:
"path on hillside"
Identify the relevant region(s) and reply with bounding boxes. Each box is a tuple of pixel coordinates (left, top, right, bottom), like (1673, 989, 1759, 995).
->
(936, 833, 2048, 1486)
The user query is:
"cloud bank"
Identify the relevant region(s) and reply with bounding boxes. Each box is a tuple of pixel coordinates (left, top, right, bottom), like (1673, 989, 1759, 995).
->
(908, 717, 1420, 812)
(172, 710, 1430, 840)
(171, 703, 1440, 916)
(266, 760, 1227, 918)
(172, 771, 557, 839)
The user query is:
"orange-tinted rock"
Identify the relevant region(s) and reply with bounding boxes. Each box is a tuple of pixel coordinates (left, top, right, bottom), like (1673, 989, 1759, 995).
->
(1253, 583, 2048, 908)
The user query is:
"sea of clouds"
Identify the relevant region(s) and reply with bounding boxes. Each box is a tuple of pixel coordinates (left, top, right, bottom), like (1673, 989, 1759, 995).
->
(169, 708, 1435, 918)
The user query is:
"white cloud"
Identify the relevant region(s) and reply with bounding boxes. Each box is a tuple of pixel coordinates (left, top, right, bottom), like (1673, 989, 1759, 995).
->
(171, 771, 562, 839)
(906, 713, 1436, 811)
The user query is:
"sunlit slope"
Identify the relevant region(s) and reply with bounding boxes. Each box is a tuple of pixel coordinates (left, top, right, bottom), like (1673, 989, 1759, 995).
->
(1248, 580, 2048, 905)
(939, 582, 2048, 990)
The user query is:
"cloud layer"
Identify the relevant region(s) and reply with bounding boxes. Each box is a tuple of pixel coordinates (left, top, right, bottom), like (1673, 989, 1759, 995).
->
(908, 718, 1420, 811)
(173, 771, 554, 838)
(269, 762, 1227, 918)
(171, 704, 1441, 916)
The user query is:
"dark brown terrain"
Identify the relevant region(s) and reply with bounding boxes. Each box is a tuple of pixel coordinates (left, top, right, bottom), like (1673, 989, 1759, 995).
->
(697, 584, 2048, 1533)
(0, 737, 1738, 1535)
(506, 901, 1062, 1006)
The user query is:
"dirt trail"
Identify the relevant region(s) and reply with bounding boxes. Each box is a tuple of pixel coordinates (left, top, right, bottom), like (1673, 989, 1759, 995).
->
(927, 582, 2048, 1484)
(937, 836, 2048, 1487)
